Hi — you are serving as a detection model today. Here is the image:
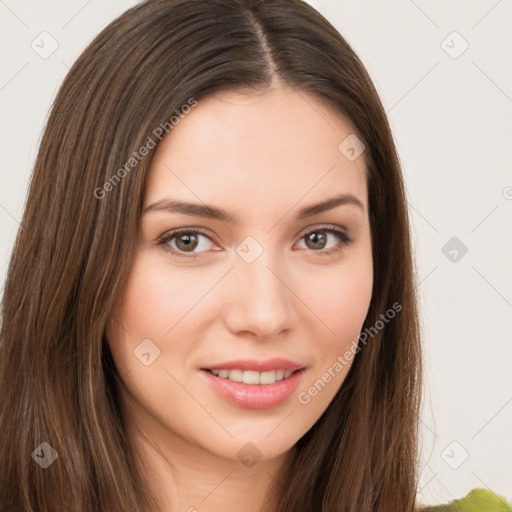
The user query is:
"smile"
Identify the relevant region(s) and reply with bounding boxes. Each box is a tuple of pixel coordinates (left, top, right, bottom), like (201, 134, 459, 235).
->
(200, 368, 306, 409)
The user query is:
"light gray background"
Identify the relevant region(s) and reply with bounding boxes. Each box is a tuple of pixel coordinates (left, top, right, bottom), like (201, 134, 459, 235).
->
(1, 0, 511, 505)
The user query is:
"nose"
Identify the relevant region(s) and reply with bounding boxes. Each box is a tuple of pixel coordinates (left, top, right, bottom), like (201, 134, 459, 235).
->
(222, 251, 298, 340)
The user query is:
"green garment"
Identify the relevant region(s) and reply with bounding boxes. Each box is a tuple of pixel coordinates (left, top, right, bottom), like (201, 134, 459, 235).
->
(422, 488, 512, 511)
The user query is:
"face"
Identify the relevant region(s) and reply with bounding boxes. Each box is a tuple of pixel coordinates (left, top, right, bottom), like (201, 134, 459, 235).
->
(106, 85, 373, 467)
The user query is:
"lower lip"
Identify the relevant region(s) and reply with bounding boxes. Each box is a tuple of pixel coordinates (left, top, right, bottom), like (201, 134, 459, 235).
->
(200, 368, 305, 409)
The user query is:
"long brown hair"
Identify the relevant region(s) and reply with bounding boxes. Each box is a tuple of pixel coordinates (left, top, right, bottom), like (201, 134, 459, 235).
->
(0, 0, 423, 510)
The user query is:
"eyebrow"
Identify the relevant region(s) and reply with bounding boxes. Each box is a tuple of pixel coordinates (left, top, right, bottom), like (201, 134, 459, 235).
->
(142, 193, 365, 224)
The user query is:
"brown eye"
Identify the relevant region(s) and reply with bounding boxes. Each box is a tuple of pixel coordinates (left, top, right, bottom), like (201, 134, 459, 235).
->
(298, 227, 353, 255)
(158, 229, 215, 257)
(304, 231, 328, 250)
(175, 232, 199, 252)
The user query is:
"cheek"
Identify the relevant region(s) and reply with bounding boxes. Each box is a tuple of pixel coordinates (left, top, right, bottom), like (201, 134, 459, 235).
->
(293, 261, 372, 413)
(113, 251, 202, 338)
(303, 260, 373, 349)
(105, 252, 179, 375)
(334, 274, 371, 334)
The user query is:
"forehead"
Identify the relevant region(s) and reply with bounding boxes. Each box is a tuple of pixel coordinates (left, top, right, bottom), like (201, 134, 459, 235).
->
(143, 86, 368, 219)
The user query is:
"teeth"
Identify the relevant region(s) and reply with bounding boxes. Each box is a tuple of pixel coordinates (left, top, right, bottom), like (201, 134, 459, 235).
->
(259, 371, 277, 385)
(243, 370, 260, 384)
(208, 368, 297, 384)
(228, 369, 243, 382)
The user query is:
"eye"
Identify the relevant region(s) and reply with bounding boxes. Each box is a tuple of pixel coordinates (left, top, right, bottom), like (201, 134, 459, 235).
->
(157, 225, 354, 258)
(157, 228, 216, 258)
(296, 225, 354, 256)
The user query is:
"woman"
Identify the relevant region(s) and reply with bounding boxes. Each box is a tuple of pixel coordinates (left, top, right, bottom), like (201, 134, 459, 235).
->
(0, 0, 510, 511)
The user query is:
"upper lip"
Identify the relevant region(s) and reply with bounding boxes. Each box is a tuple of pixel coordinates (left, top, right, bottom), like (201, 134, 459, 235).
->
(201, 358, 306, 373)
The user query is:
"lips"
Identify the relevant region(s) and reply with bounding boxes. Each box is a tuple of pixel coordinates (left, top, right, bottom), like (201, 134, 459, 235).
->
(199, 357, 307, 409)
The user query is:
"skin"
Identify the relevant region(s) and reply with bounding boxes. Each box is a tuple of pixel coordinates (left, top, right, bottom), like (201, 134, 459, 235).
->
(106, 83, 373, 512)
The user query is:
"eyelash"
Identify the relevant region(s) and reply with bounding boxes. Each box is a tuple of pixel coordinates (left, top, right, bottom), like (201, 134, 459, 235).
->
(157, 225, 354, 259)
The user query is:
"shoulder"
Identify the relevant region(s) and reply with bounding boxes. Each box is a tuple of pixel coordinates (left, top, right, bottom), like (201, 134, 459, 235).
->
(420, 488, 512, 511)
